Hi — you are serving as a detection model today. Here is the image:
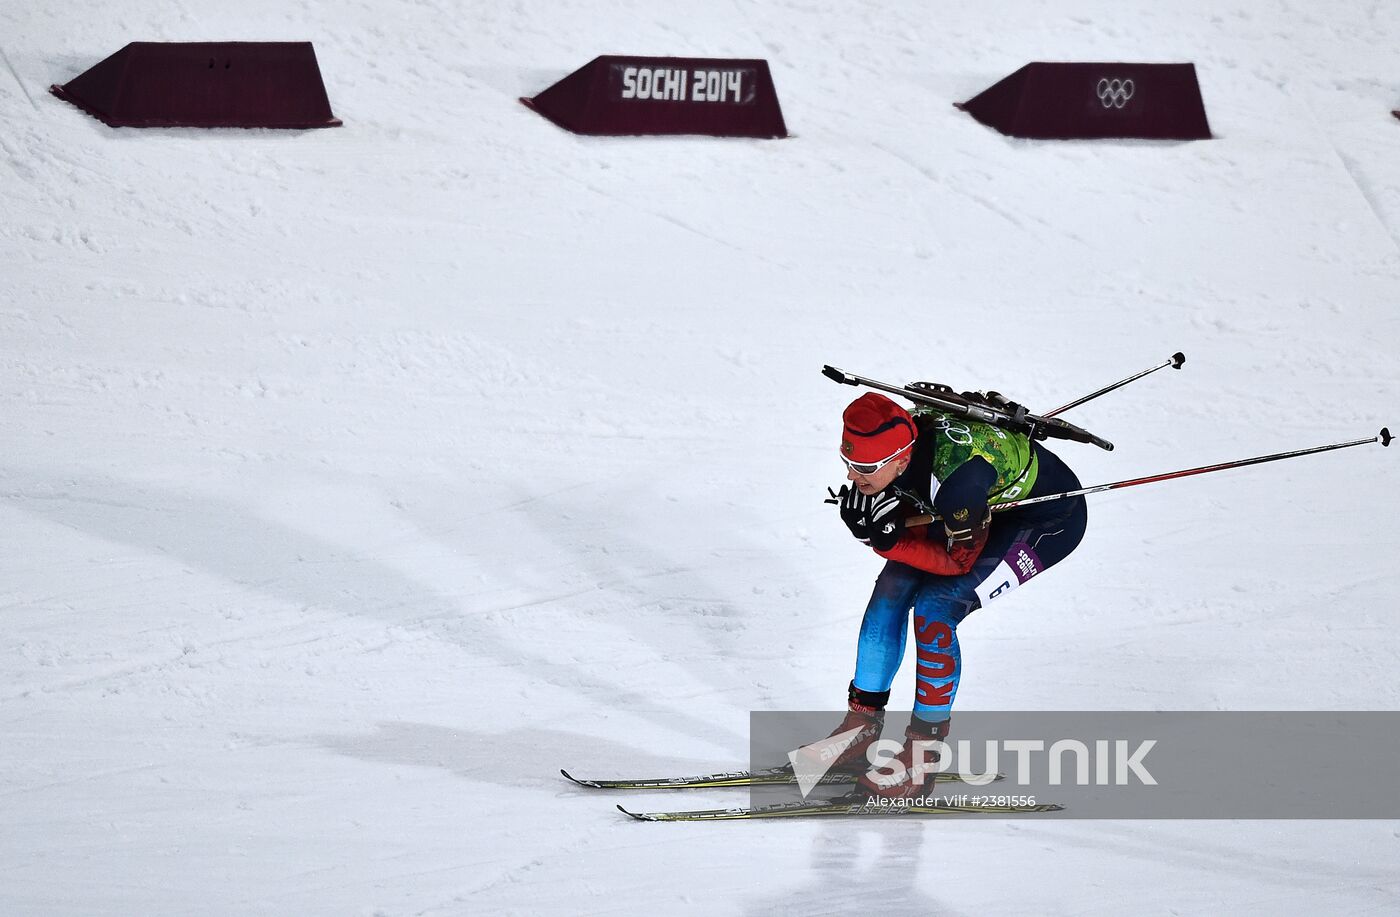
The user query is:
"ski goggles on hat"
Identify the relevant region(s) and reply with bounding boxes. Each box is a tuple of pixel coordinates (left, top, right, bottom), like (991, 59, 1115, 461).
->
(840, 440, 913, 476)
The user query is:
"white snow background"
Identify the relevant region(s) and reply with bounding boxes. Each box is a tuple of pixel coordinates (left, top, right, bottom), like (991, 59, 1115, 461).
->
(3, 0, 1399, 914)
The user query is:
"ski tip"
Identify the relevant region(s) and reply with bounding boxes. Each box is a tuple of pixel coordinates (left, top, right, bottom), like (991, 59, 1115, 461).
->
(560, 769, 599, 788)
(1380, 427, 1392, 447)
(1171, 351, 1186, 368)
(616, 804, 652, 821)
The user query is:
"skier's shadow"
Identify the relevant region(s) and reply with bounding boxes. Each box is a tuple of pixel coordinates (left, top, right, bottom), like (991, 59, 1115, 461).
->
(398, 470, 832, 752)
(313, 720, 718, 792)
(6, 462, 837, 777)
(742, 821, 964, 917)
(510, 483, 782, 692)
(0, 467, 745, 760)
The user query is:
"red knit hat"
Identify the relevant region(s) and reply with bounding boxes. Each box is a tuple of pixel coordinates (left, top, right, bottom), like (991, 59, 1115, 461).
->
(841, 393, 916, 463)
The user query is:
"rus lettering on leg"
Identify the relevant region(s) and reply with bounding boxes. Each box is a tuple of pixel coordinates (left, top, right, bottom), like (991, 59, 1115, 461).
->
(914, 615, 956, 708)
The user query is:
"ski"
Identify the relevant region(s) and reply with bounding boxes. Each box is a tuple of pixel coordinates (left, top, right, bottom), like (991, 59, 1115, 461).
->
(617, 797, 1062, 822)
(561, 767, 1003, 790)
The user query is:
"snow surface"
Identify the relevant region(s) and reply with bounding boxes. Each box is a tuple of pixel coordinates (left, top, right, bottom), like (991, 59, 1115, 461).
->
(3, 0, 1399, 914)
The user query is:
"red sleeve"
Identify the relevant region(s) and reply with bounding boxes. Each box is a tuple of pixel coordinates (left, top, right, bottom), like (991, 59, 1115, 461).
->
(874, 526, 989, 575)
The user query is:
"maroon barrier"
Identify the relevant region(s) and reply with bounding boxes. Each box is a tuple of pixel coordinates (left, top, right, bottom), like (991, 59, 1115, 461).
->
(956, 62, 1211, 140)
(50, 42, 341, 129)
(521, 56, 787, 138)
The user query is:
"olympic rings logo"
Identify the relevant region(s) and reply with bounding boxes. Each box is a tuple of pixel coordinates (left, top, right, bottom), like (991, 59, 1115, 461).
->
(934, 417, 973, 445)
(1096, 77, 1135, 109)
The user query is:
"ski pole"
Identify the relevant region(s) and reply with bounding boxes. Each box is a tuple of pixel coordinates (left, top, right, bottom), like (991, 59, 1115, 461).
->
(1043, 352, 1186, 418)
(903, 427, 1392, 527)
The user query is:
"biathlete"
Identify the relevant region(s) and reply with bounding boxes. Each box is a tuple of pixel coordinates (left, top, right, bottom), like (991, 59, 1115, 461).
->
(828, 392, 1088, 800)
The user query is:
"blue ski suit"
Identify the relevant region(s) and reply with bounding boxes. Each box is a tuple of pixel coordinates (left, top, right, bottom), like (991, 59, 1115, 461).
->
(850, 415, 1088, 725)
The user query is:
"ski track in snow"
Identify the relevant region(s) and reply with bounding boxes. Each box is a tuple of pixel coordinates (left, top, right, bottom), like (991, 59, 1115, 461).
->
(4, 0, 1400, 914)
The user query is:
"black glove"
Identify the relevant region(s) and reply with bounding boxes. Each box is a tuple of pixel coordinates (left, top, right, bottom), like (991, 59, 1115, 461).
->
(866, 491, 907, 551)
(932, 458, 995, 549)
(941, 506, 991, 550)
(837, 485, 874, 543)
(838, 486, 909, 550)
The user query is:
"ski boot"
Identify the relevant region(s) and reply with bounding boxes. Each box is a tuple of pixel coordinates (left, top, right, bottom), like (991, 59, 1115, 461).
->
(789, 683, 888, 783)
(854, 716, 951, 803)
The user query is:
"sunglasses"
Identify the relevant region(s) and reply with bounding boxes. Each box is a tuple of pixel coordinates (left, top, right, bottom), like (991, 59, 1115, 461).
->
(840, 441, 913, 476)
